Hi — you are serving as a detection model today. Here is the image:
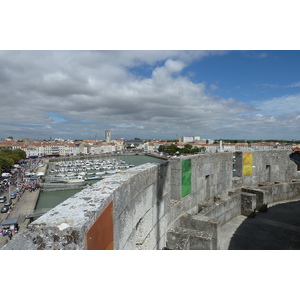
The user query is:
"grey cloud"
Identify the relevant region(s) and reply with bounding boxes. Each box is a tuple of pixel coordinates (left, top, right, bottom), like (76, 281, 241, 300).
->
(39, 73, 97, 97)
(1, 50, 298, 140)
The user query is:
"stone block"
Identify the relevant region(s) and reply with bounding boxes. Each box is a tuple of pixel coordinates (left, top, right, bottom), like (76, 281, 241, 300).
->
(166, 227, 190, 250)
(242, 188, 264, 210)
(177, 214, 220, 249)
(188, 230, 213, 250)
(241, 192, 256, 216)
(166, 227, 213, 250)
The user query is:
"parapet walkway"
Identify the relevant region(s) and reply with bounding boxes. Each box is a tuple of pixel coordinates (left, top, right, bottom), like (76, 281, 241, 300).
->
(220, 199, 300, 250)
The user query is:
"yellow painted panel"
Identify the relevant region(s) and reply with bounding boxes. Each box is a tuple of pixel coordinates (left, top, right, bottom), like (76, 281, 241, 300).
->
(243, 152, 253, 176)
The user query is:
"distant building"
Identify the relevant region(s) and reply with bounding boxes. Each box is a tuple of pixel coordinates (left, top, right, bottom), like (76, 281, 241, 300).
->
(124, 139, 144, 150)
(206, 139, 215, 144)
(179, 136, 200, 143)
(105, 130, 111, 143)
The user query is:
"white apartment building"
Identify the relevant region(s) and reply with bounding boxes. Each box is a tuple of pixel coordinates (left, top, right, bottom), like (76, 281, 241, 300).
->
(179, 136, 201, 143)
(60, 145, 80, 156)
(90, 144, 117, 155)
(23, 143, 80, 157)
(203, 145, 218, 153)
(24, 146, 40, 157)
(143, 142, 163, 153)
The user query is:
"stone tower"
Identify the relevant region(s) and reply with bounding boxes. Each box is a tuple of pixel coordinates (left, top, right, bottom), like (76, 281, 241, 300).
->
(105, 130, 111, 143)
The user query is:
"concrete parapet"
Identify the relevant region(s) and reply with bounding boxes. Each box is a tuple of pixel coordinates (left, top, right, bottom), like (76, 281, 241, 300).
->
(3, 162, 172, 250)
(241, 192, 256, 216)
(242, 188, 265, 210)
(198, 195, 241, 227)
(267, 182, 300, 204)
(173, 213, 219, 249)
(167, 227, 213, 250)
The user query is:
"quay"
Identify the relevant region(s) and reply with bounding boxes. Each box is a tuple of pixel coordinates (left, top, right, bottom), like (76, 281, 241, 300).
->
(25, 208, 51, 219)
(0, 159, 49, 248)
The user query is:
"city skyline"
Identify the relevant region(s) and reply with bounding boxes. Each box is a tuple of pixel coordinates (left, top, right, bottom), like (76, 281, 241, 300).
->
(1, 50, 300, 141)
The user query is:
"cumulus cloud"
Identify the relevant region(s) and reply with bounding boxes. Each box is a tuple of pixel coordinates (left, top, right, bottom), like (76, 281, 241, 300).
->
(254, 94, 300, 117)
(0, 50, 298, 140)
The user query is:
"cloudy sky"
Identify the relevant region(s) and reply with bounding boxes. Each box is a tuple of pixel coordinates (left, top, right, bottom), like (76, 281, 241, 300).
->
(1, 50, 300, 141)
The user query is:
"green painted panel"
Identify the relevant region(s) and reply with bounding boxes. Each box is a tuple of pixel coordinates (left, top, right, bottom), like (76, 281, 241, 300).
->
(182, 159, 192, 197)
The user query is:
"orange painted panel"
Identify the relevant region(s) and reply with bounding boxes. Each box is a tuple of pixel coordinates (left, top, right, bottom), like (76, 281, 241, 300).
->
(86, 201, 114, 250)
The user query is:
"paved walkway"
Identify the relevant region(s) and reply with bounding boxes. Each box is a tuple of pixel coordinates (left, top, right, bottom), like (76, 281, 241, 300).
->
(0, 189, 40, 248)
(219, 215, 247, 250)
(220, 199, 300, 250)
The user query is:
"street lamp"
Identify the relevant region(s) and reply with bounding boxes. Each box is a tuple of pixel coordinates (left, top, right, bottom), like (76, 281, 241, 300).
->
(8, 176, 11, 202)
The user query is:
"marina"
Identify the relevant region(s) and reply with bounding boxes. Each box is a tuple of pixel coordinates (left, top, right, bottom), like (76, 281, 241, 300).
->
(36, 154, 164, 211)
(43, 157, 137, 189)
(48, 158, 133, 178)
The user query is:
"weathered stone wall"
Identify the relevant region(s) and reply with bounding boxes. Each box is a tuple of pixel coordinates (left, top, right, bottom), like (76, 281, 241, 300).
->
(3, 162, 173, 250)
(234, 150, 297, 187)
(170, 153, 233, 211)
(164, 150, 299, 250)
(2, 150, 300, 250)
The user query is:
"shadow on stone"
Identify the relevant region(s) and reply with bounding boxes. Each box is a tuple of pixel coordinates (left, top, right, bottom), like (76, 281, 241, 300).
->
(229, 200, 300, 250)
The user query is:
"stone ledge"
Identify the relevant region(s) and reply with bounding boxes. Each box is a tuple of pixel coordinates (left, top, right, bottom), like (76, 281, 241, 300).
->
(167, 227, 213, 250)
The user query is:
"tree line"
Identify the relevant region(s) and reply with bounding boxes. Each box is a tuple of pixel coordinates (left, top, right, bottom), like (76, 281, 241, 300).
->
(0, 148, 27, 173)
(158, 144, 206, 155)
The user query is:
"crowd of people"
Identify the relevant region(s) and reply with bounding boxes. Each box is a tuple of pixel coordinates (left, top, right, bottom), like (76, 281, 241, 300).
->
(1, 158, 43, 192)
(0, 158, 45, 241)
(2, 229, 13, 240)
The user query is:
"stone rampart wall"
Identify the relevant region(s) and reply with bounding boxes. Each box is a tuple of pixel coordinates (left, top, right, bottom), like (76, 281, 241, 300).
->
(2, 150, 299, 250)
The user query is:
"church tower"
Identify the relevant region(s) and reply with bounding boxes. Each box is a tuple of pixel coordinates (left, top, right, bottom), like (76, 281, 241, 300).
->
(105, 130, 111, 143)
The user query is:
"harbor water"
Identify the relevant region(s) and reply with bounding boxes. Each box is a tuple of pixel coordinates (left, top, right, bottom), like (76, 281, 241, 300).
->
(35, 155, 164, 211)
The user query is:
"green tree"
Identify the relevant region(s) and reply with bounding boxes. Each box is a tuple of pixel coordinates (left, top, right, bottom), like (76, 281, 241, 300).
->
(165, 144, 180, 155)
(8, 154, 20, 163)
(158, 145, 165, 152)
(0, 148, 12, 156)
(12, 148, 26, 160)
(0, 156, 13, 170)
(182, 144, 193, 154)
(190, 146, 200, 154)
